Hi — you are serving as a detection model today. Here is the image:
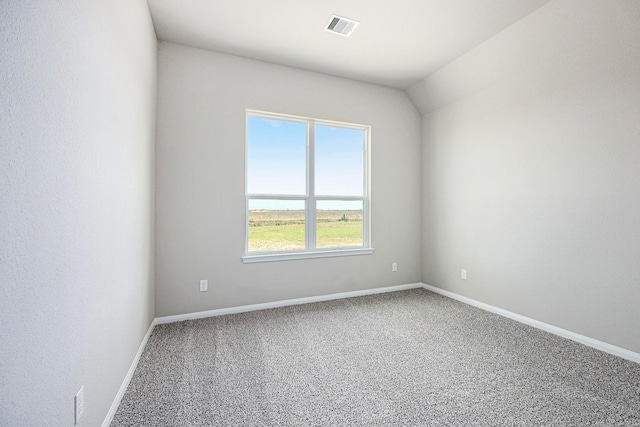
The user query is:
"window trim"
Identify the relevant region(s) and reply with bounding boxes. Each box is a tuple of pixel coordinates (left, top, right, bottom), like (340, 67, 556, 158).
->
(242, 248, 375, 264)
(242, 110, 373, 263)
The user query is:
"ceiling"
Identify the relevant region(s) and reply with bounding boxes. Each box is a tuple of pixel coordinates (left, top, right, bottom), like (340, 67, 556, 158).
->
(147, 0, 552, 89)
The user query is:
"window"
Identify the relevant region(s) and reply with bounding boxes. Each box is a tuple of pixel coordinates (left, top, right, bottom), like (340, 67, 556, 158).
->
(243, 110, 372, 263)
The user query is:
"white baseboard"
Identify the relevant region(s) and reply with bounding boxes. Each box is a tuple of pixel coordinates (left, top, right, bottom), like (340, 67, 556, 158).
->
(421, 283, 640, 364)
(102, 320, 156, 427)
(155, 282, 424, 324)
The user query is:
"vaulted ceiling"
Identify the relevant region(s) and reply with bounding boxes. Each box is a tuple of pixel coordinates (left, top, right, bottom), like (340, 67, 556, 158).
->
(147, 0, 552, 89)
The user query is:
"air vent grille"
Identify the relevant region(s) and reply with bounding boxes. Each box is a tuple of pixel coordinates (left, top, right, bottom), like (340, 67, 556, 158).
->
(324, 15, 360, 37)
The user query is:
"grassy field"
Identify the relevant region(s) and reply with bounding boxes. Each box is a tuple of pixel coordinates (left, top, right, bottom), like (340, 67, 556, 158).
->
(248, 210, 363, 252)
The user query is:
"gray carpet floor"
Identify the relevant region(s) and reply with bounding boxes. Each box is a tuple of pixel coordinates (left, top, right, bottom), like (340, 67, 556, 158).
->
(111, 289, 640, 426)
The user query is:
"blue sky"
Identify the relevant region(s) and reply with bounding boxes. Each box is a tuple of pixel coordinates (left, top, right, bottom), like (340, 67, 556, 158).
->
(247, 116, 365, 211)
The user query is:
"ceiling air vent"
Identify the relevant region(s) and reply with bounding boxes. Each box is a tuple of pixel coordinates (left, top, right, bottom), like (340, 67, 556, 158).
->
(324, 15, 360, 37)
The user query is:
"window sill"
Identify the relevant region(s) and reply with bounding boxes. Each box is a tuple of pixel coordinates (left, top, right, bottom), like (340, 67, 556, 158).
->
(242, 248, 374, 264)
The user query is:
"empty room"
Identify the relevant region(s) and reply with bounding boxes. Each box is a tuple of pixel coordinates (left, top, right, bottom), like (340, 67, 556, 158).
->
(2, 0, 639, 425)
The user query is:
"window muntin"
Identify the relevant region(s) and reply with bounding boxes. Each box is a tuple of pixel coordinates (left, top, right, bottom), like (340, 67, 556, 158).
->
(245, 111, 370, 259)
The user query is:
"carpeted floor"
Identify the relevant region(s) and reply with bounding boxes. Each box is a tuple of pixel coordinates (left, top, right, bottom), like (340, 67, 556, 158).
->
(111, 289, 640, 426)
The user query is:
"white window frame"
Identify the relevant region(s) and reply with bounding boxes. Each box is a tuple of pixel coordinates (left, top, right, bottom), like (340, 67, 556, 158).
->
(242, 110, 373, 263)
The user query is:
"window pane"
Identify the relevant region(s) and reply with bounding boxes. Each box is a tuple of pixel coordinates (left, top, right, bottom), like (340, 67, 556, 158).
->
(247, 117, 307, 195)
(248, 199, 305, 252)
(315, 125, 364, 196)
(316, 200, 363, 248)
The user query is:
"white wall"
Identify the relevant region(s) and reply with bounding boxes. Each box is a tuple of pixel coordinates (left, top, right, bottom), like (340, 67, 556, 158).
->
(411, 0, 640, 353)
(155, 42, 422, 316)
(0, 1, 156, 425)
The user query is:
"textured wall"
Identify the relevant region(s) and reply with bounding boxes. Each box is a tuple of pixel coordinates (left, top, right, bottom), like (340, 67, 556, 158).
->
(415, 0, 640, 353)
(0, 1, 157, 425)
(155, 42, 422, 316)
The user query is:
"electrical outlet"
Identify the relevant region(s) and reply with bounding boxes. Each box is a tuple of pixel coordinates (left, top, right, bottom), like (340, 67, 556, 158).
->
(461, 269, 467, 280)
(199, 280, 208, 292)
(74, 386, 84, 425)
(392, 262, 398, 272)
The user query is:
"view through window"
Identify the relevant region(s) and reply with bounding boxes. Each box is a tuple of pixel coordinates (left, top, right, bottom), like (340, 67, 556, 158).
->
(246, 111, 370, 256)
